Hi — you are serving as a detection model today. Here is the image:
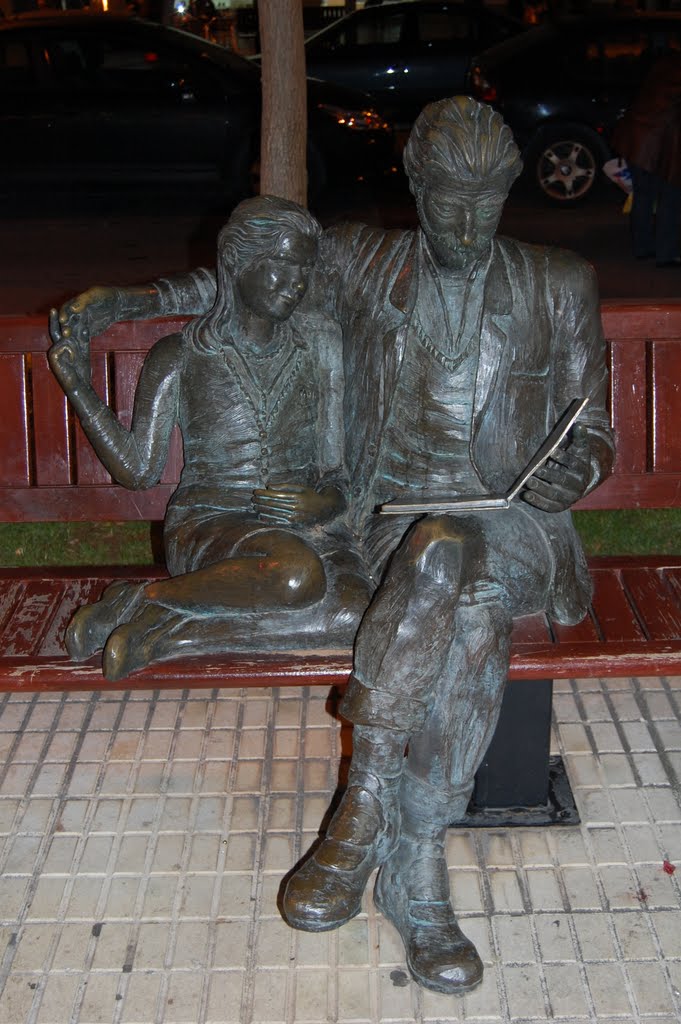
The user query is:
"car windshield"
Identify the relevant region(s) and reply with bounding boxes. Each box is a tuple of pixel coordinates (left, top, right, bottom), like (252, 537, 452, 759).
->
(0, 15, 262, 83)
(474, 20, 556, 67)
(157, 22, 260, 80)
(305, 9, 406, 51)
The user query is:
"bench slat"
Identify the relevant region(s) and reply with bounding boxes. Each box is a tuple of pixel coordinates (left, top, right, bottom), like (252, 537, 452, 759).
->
(651, 340, 681, 473)
(621, 566, 681, 641)
(3, 580, 66, 656)
(509, 612, 551, 645)
(3, 641, 681, 692)
(590, 570, 646, 642)
(32, 352, 72, 486)
(0, 578, 27, 636)
(2, 559, 681, 692)
(609, 338, 647, 475)
(0, 353, 31, 486)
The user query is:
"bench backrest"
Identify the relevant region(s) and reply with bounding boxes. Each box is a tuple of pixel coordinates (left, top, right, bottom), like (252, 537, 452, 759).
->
(1, 303, 680, 522)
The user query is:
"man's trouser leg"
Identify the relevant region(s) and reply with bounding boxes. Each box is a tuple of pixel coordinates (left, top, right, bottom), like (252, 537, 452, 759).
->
(283, 515, 472, 932)
(374, 600, 513, 994)
(629, 165, 657, 260)
(656, 176, 681, 264)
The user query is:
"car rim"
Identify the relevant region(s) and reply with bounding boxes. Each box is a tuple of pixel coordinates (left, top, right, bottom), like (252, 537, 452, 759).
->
(537, 139, 596, 201)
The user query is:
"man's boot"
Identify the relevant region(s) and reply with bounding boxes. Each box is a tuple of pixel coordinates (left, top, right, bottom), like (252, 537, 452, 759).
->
(374, 771, 483, 994)
(283, 725, 406, 932)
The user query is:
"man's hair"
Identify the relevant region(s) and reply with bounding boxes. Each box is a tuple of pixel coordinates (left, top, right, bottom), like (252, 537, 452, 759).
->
(189, 195, 321, 353)
(403, 96, 523, 194)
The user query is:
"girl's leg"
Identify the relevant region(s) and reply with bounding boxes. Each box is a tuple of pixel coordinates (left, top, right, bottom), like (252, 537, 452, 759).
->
(66, 581, 145, 660)
(143, 529, 326, 613)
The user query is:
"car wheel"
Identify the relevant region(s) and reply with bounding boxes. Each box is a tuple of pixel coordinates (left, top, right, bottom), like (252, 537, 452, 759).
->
(528, 124, 607, 205)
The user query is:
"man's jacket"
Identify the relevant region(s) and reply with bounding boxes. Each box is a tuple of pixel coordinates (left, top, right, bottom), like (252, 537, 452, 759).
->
(317, 222, 614, 623)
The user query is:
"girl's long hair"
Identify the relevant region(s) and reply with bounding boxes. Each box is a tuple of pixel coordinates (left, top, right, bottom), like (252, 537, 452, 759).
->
(185, 195, 322, 354)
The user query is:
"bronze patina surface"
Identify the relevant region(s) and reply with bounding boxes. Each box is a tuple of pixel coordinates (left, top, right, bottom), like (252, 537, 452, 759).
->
(49, 196, 371, 681)
(53, 97, 613, 995)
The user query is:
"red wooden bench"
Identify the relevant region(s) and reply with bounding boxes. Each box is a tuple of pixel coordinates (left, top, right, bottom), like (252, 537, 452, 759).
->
(1, 303, 680, 824)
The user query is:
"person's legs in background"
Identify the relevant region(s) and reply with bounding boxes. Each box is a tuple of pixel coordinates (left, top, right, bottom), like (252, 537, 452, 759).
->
(655, 176, 681, 265)
(628, 164, 657, 260)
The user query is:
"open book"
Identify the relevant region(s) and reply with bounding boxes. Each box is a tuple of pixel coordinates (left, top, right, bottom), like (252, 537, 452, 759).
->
(379, 397, 589, 515)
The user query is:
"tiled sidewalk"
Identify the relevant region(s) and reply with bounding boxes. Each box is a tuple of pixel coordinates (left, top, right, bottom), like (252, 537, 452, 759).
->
(0, 677, 679, 1024)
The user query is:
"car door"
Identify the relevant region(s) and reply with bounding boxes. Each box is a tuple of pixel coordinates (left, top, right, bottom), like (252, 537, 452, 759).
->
(79, 26, 239, 182)
(23, 23, 240, 184)
(305, 7, 409, 124)
(399, 3, 479, 118)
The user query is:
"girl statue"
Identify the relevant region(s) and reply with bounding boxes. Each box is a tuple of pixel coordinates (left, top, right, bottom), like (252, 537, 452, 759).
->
(48, 195, 370, 681)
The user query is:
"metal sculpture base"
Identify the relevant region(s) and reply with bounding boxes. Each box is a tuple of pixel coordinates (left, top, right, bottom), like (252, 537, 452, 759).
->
(459, 678, 580, 828)
(462, 756, 579, 828)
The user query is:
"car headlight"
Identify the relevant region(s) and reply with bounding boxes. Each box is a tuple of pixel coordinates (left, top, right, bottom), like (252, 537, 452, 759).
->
(317, 104, 390, 132)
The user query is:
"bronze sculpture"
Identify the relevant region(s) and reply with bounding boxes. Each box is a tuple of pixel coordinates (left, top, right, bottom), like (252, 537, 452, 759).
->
(49, 195, 371, 681)
(54, 97, 613, 995)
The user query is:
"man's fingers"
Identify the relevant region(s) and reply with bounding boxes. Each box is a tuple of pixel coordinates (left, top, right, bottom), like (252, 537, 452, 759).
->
(531, 463, 583, 489)
(524, 475, 562, 499)
(549, 446, 588, 470)
(522, 489, 564, 513)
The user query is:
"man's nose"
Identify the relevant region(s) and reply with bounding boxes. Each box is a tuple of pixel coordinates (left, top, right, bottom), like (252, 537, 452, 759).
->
(460, 212, 477, 247)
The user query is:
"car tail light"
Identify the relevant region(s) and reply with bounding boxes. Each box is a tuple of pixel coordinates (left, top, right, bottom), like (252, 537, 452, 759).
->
(470, 65, 497, 104)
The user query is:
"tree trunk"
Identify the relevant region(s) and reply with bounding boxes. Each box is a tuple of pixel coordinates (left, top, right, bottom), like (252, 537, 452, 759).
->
(259, 0, 308, 206)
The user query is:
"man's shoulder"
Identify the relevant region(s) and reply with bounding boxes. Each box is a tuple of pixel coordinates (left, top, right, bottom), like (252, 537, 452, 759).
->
(321, 220, 414, 266)
(494, 235, 598, 290)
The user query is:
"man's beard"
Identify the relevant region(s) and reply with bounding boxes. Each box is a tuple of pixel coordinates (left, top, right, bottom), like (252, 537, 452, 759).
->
(426, 230, 490, 271)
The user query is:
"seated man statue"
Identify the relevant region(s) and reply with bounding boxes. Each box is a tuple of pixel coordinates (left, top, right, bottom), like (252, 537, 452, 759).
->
(49, 195, 371, 681)
(57, 97, 613, 995)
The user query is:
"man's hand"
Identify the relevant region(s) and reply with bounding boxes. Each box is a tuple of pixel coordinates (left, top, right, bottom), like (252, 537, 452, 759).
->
(252, 484, 344, 526)
(522, 424, 592, 513)
(57, 286, 121, 346)
(48, 308, 90, 392)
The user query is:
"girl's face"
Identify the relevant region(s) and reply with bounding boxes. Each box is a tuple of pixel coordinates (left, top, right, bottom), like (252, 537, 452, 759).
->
(236, 230, 317, 322)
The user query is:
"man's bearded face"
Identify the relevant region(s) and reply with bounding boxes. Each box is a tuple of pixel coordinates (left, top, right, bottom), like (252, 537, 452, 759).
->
(418, 183, 507, 271)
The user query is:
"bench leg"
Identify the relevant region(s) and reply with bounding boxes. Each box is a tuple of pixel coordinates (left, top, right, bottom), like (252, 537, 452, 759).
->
(459, 678, 580, 827)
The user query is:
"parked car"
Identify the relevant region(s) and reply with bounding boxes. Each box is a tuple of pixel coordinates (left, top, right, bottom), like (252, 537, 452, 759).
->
(0, 12, 395, 198)
(304, 0, 524, 129)
(470, 11, 681, 204)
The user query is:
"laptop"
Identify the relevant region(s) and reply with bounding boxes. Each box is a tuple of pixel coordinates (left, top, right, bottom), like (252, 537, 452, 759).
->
(379, 397, 589, 515)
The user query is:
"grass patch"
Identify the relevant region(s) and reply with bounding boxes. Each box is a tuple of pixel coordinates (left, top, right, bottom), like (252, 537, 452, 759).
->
(574, 509, 681, 556)
(0, 521, 160, 567)
(0, 510, 679, 568)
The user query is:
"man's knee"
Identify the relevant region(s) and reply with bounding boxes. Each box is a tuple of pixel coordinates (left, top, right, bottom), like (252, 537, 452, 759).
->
(404, 514, 483, 585)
